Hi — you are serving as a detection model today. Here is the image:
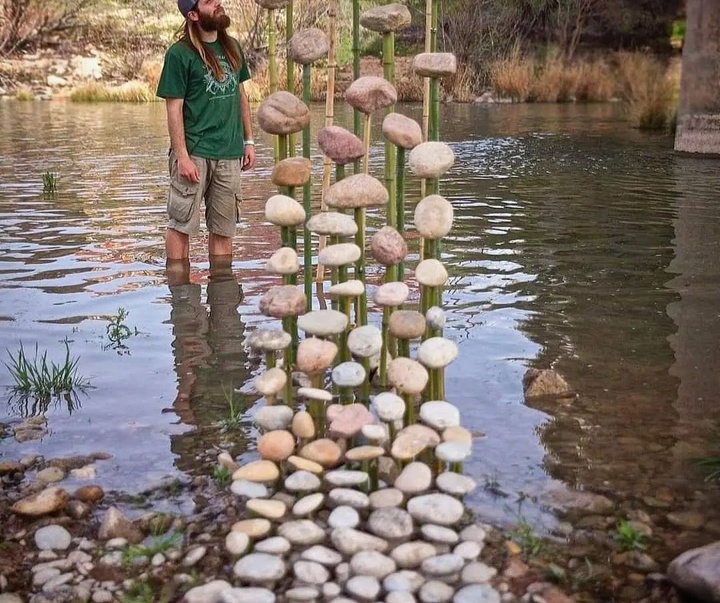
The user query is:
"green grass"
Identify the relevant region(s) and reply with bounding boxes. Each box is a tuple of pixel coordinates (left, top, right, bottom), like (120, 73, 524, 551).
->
(613, 519, 647, 551)
(121, 531, 183, 569)
(15, 88, 34, 101)
(215, 382, 245, 433)
(42, 172, 58, 196)
(509, 519, 545, 557)
(671, 20, 686, 45)
(213, 465, 232, 487)
(120, 582, 155, 603)
(105, 307, 137, 349)
(5, 340, 89, 401)
(696, 455, 720, 483)
(70, 82, 159, 103)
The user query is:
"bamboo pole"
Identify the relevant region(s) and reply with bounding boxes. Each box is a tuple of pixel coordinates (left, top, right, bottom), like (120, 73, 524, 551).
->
(286, 1, 296, 158)
(352, 0, 361, 174)
(383, 33, 397, 229)
(302, 63, 312, 311)
(269, 9, 279, 163)
(354, 113, 372, 328)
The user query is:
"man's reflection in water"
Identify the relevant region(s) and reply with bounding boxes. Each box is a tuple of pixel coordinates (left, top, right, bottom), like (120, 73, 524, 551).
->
(165, 256, 251, 469)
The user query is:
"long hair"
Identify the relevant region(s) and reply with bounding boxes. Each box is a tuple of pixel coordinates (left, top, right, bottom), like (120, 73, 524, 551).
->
(180, 20, 242, 81)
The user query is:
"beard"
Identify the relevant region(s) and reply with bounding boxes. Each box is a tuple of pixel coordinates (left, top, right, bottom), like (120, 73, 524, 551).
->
(198, 11, 231, 32)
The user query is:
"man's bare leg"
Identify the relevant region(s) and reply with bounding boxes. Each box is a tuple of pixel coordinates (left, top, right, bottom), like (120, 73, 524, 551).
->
(209, 233, 232, 257)
(165, 257, 190, 287)
(166, 228, 190, 260)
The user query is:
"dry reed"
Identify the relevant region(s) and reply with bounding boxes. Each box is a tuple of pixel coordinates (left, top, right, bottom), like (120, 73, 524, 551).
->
(616, 52, 676, 129)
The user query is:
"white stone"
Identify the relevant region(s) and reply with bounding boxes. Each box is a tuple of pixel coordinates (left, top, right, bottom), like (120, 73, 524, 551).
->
(425, 306, 446, 330)
(421, 524, 459, 544)
(394, 463, 433, 494)
(390, 541, 437, 569)
(254, 536, 291, 555)
(306, 211, 358, 237)
(266, 247, 299, 274)
(277, 520, 326, 546)
(293, 560, 330, 585)
(254, 405, 294, 430)
(435, 442, 472, 463)
(328, 505, 361, 529)
(374, 281, 410, 306)
(332, 362, 366, 388)
(297, 310, 348, 336)
(325, 470, 369, 487)
(408, 142, 455, 179)
(419, 580, 454, 603)
(34, 525, 72, 551)
(301, 544, 343, 567)
(347, 325, 383, 358)
(328, 488, 370, 510)
(414, 259, 448, 287)
(436, 472, 476, 496)
(297, 387, 333, 402)
(346, 575, 381, 601)
(183, 580, 232, 603)
(246, 329, 292, 351)
(421, 554, 464, 577)
(419, 401, 460, 430)
(231, 480, 269, 499)
(330, 528, 389, 555)
(414, 195, 454, 239)
(417, 338, 458, 369)
(453, 584, 501, 603)
(407, 494, 464, 526)
(318, 243, 361, 267)
(328, 279, 365, 297)
(368, 507, 414, 540)
(285, 471, 322, 492)
(372, 391, 405, 422)
(350, 551, 397, 579)
(265, 194, 306, 226)
(221, 587, 276, 603)
(293, 493, 325, 516)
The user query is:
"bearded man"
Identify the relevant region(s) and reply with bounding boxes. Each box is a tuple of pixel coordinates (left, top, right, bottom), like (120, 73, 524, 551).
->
(157, 0, 256, 261)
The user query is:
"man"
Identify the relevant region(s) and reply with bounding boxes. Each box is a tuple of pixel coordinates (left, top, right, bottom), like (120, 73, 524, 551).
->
(157, 0, 256, 260)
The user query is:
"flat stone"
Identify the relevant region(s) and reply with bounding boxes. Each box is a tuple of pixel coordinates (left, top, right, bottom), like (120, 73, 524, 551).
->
(347, 325, 383, 358)
(184, 581, 232, 603)
(325, 173, 389, 210)
(247, 498, 287, 519)
(345, 445, 385, 462)
(328, 279, 365, 297)
(370, 488, 404, 509)
(409, 142, 455, 179)
(231, 480, 269, 499)
(11, 487, 68, 517)
(383, 112, 423, 149)
(254, 536, 291, 555)
(418, 338, 459, 369)
(278, 520, 327, 546)
(414, 195, 453, 239)
(291, 412, 315, 439)
(287, 455, 324, 474)
(436, 472, 476, 496)
(293, 560, 330, 585)
(271, 157, 312, 187)
(383, 570, 425, 593)
(318, 125, 366, 165)
(222, 587, 276, 603)
(368, 507, 414, 540)
(407, 494, 464, 525)
(246, 328, 292, 351)
(301, 544, 343, 567)
(299, 439, 343, 467)
(328, 488, 370, 509)
(266, 246, 299, 275)
(361, 423, 388, 442)
(297, 309, 348, 336)
(232, 518, 272, 539)
(260, 285, 307, 318)
(297, 387, 333, 402)
(391, 541, 437, 569)
(389, 310, 426, 340)
(34, 525, 72, 551)
(394, 462, 433, 494)
(254, 404, 293, 431)
(297, 337, 338, 374)
(374, 281, 410, 306)
(325, 470, 370, 487)
(419, 401, 460, 430)
(371, 226, 408, 265)
(328, 505, 361, 529)
(285, 471, 321, 492)
(421, 524, 459, 544)
(293, 492, 325, 516)
(454, 541, 482, 560)
(388, 357, 429, 395)
(425, 306, 447, 331)
(459, 524, 488, 544)
(413, 52, 457, 78)
(435, 441, 472, 463)
(233, 553, 286, 583)
(254, 367, 288, 397)
(36, 467, 65, 483)
(307, 210, 358, 236)
(372, 392, 406, 422)
(422, 554, 464, 576)
(346, 76, 398, 114)
(318, 242, 361, 266)
(453, 584, 501, 603)
(361, 3, 411, 32)
(265, 194, 306, 227)
(330, 528, 389, 555)
(346, 575, 381, 601)
(258, 430, 295, 462)
(288, 27, 329, 65)
(329, 403, 375, 438)
(350, 550, 398, 579)
(461, 561, 497, 583)
(258, 90, 310, 135)
(232, 460, 279, 483)
(443, 426, 473, 444)
(332, 361, 366, 388)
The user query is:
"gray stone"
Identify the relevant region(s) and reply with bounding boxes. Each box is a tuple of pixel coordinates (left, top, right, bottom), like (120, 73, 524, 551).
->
(346, 76, 398, 114)
(383, 112, 423, 149)
(289, 28, 329, 65)
(326, 173, 389, 210)
(278, 520, 326, 546)
(254, 536, 291, 555)
(182, 580, 232, 603)
(318, 242, 361, 267)
(254, 406, 294, 431)
(293, 560, 330, 585)
(266, 246, 299, 275)
(306, 211, 358, 236)
(361, 3, 412, 33)
(330, 528, 389, 555)
(419, 580, 454, 603)
(436, 472, 476, 496)
(221, 587, 276, 603)
(368, 507, 414, 540)
(34, 525, 71, 551)
(408, 142, 455, 179)
(350, 550, 397, 579)
(407, 494, 464, 526)
(233, 553, 286, 583)
(297, 309, 348, 336)
(345, 575, 381, 601)
(668, 541, 720, 603)
(453, 584, 501, 603)
(246, 328, 291, 351)
(412, 53, 458, 78)
(414, 195, 453, 239)
(328, 505, 361, 529)
(301, 544, 343, 567)
(347, 325, 383, 358)
(318, 125, 366, 165)
(421, 524, 459, 545)
(374, 281, 410, 306)
(257, 91, 310, 135)
(259, 285, 307, 319)
(332, 362, 366, 387)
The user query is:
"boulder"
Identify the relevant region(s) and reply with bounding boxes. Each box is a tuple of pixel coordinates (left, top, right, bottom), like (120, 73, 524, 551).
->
(346, 76, 398, 114)
(668, 541, 720, 603)
(289, 28, 330, 65)
(360, 3, 412, 33)
(271, 157, 312, 187)
(257, 91, 311, 135)
(318, 125, 366, 165)
(382, 112, 423, 149)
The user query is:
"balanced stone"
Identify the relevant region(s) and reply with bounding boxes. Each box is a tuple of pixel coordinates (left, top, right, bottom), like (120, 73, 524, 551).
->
(389, 310, 426, 339)
(258, 430, 295, 462)
(328, 488, 370, 509)
(374, 281, 409, 306)
(436, 472, 476, 496)
(347, 325, 383, 358)
(278, 520, 327, 546)
(345, 445, 385, 462)
(414, 195, 453, 239)
(329, 403, 374, 438)
(421, 524, 459, 544)
(257, 91, 310, 135)
(346, 575, 381, 601)
(407, 494, 464, 525)
(318, 125, 366, 165)
(247, 328, 292, 351)
(383, 112, 423, 149)
(360, 3, 411, 32)
(419, 401, 460, 430)
(233, 553, 286, 583)
(388, 357, 429, 395)
(260, 285, 307, 318)
(232, 518, 272, 539)
(418, 338, 459, 369)
(285, 470, 322, 492)
(372, 391, 405, 422)
(443, 426, 473, 444)
(391, 425, 441, 460)
(332, 361, 366, 388)
(297, 309, 348, 336)
(425, 306, 446, 331)
(307, 211, 358, 236)
(254, 0, 290, 8)
(292, 492, 325, 516)
(271, 157, 312, 188)
(326, 173, 389, 209)
(409, 141, 455, 179)
(362, 423, 388, 442)
(325, 470, 369, 487)
(299, 439, 342, 467)
(265, 194, 306, 226)
(292, 411, 315, 439)
(390, 541, 437, 569)
(413, 52, 458, 78)
(297, 387, 333, 402)
(247, 498, 287, 519)
(370, 488, 404, 509)
(288, 455, 324, 474)
(350, 551, 398, 579)
(346, 76, 398, 114)
(328, 506, 361, 529)
(232, 460, 279, 482)
(254, 404, 293, 430)
(302, 544, 344, 567)
(297, 337, 338, 374)
(435, 441, 472, 463)
(394, 462, 432, 494)
(293, 560, 330, 585)
(318, 242, 361, 266)
(289, 28, 329, 64)
(415, 259, 448, 287)
(254, 367, 288, 396)
(266, 247, 299, 275)
(328, 279, 365, 297)
(368, 508, 414, 540)
(231, 480, 269, 499)
(371, 226, 408, 265)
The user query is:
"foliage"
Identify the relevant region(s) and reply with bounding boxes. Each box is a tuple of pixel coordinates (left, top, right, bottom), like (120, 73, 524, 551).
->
(42, 172, 58, 196)
(120, 581, 155, 603)
(212, 465, 232, 487)
(215, 383, 246, 433)
(70, 82, 159, 103)
(15, 88, 34, 101)
(696, 456, 720, 483)
(509, 519, 545, 557)
(105, 307, 138, 350)
(613, 519, 647, 551)
(616, 52, 676, 129)
(121, 531, 183, 569)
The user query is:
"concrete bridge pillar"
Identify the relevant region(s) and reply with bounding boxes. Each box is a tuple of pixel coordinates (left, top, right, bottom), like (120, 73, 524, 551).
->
(674, 0, 720, 154)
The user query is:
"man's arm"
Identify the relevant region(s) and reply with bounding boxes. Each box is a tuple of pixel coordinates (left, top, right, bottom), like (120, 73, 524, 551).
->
(166, 98, 200, 183)
(239, 83, 256, 171)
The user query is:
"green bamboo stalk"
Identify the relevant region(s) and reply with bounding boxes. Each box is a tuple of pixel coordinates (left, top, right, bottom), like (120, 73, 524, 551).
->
(360, 357, 371, 406)
(429, 77, 440, 142)
(354, 206, 367, 326)
(269, 9, 278, 163)
(302, 64, 312, 311)
(352, 0, 361, 174)
(383, 33, 397, 228)
(396, 146, 406, 281)
(286, 1, 296, 158)
(403, 393, 415, 425)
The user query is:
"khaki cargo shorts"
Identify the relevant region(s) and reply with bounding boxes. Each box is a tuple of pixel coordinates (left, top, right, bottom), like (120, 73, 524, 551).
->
(166, 151, 243, 238)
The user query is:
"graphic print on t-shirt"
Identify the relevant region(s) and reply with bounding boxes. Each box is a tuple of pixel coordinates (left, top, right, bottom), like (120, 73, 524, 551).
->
(203, 56, 238, 98)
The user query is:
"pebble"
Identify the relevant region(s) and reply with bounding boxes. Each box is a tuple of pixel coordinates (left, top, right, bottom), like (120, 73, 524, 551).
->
(408, 494, 465, 527)
(183, 580, 232, 603)
(254, 536, 291, 555)
(368, 507, 414, 540)
(328, 488, 370, 509)
(233, 553, 286, 583)
(436, 473, 476, 496)
(459, 524, 487, 544)
(232, 519, 272, 539)
(182, 546, 206, 567)
(345, 575, 381, 601)
(328, 506, 360, 529)
(247, 498, 287, 519)
(330, 528, 389, 555)
(278, 520, 327, 545)
(453, 541, 482, 560)
(391, 541, 438, 569)
(421, 525, 459, 544)
(34, 525, 72, 551)
(325, 470, 369, 487)
(395, 462, 433, 494)
(419, 580, 454, 603)
(372, 392, 406, 422)
(461, 562, 496, 583)
(285, 585, 319, 602)
(222, 587, 276, 603)
(453, 584, 501, 603)
(421, 554, 464, 577)
(301, 544, 343, 567)
(293, 493, 325, 516)
(254, 405, 294, 431)
(285, 470, 322, 492)
(417, 339, 459, 370)
(384, 570, 425, 593)
(370, 488, 404, 509)
(332, 362, 366, 388)
(231, 480, 269, 499)
(350, 550, 398, 578)
(293, 560, 330, 585)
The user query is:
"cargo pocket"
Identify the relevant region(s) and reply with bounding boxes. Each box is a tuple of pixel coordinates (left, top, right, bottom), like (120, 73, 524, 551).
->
(235, 193, 242, 222)
(167, 177, 199, 223)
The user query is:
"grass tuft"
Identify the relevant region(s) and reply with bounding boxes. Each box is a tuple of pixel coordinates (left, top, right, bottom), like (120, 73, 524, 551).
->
(70, 81, 158, 103)
(616, 52, 676, 130)
(613, 519, 647, 551)
(42, 172, 58, 196)
(15, 87, 35, 101)
(490, 50, 534, 102)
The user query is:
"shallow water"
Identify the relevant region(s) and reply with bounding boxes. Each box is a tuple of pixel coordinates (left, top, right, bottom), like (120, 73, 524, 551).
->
(1, 99, 719, 540)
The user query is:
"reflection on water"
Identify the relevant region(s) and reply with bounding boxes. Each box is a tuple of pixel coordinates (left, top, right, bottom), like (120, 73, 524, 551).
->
(1, 100, 720, 543)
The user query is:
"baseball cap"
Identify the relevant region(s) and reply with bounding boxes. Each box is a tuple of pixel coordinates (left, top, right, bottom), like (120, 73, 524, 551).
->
(178, 0, 198, 17)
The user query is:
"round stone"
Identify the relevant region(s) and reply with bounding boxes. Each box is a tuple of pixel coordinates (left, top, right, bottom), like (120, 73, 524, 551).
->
(278, 520, 326, 546)
(419, 401, 460, 430)
(407, 494, 464, 525)
(418, 338, 458, 369)
(372, 391, 405, 422)
(350, 551, 397, 579)
(453, 584, 501, 603)
(232, 518, 272, 539)
(391, 425, 441, 460)
(265, 194, 306, 226)
(288, 27, 330, 65)
(307, 211, 358, 236)
(460, 525, 488, 545)
(328, 506, 360, 529)
(414, 195, 453, 239)
(260, 285, 307, 318)
(285, 586, 319, 602)
(360, 3, 412, 33)
(347, 325, 383, 358)
(317, 125, 366, 165)
(293, 560, 330, 585)
(328, 488, 370, 510)
(370, 488, 404, 509)
(460, 561, 496, 583)
(325, 173, 389, 210)
(257, 90, 310, 135)
(345, 445, 385, 462)
(374, 281, 410, 307)
(325, 470, 370, 487)
(413, 52, 458, 78)
(394, 462, 432, 494)
(299, 439, 343, 467)
(34, 525, 71, 551)
(246, 328, 292, 352)
(301, 545, 343, 568)
(443, 426, 473, 444)
(409, 142, 455, 179)
(293, 492, 325, 516)
(371, 226, 408, 265)
(233, 553, 286, 583)
(225, 531, 250, 556)
(232, 460, 279, 483)
(388, 357, 429, 395)
(346, 76, 398, 114)
(255, 367, 288, 397)
(231, 480, 269, 499)
(285, 471, 322, 492)
(297, 386, 333, 402)
(419, 580, 454, 603)
(425, 306, 446, 331)
(415, 259, 448, 287)
(318, 242, 361, 267)
(247, 498, 287, 520)
(297, 338, 338, 374)
(254, 405, 293, 431)
(297, 309, 348, 336)
(389, 310, 426, 340)
(266, 246, 299, 275)
(390, 541, 437, 569)
(436, 472, 476, 496)
(258, 430, 295, 462)
(454, 541, 482, 560)
(332, 362, 366, 388)
(329, 403, 374, 438)
(383, 112, 423, 149)
(346, 575, 381, 601)
(361, 423, 388, 442)
(292, 411, 315, 439)
(368, 508, 414, 540)
(435, 441, 472, 463)
(328, 279, 365, 297)
(254, 536, 291, 555)
(421, 524, 459, 544)
(271, 157, 312, 187)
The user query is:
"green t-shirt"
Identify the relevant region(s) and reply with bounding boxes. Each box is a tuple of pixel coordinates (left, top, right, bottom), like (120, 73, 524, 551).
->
(157, 38, 251, 160)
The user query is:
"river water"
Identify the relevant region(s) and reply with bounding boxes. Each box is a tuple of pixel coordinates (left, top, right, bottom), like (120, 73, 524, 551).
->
(1, 99, 719, 549)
